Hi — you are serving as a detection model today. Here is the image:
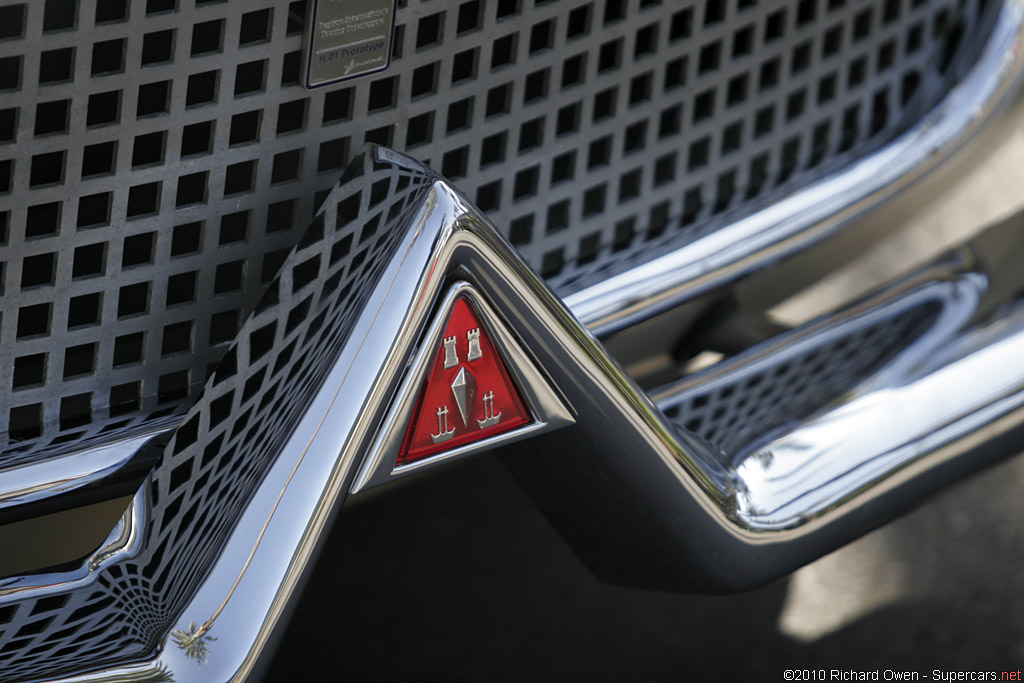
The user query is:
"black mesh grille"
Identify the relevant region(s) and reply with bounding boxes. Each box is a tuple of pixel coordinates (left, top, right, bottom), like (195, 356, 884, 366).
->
(0, 0, 995, 462)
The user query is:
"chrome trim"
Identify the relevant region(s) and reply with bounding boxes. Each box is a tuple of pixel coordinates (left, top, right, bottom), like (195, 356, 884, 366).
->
(566, 0, 1024, 336)
(0, 483, 146, 599)
(0, 426, 174, 513)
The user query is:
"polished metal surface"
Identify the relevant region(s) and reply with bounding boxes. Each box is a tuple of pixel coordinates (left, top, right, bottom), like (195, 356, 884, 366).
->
(568, 0, 1024, 335)
(0, 484, 145, 600)
(0, 424, 174, 518)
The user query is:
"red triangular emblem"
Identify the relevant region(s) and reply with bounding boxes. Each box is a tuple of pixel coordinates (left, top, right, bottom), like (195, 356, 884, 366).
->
(398, 297, 531, 465)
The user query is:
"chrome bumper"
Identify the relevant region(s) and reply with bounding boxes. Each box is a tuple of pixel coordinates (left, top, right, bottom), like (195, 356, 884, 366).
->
(4, 2, 1024, 680)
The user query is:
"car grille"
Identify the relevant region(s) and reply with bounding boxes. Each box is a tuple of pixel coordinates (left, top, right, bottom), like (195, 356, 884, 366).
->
(0, 0, 995, 465)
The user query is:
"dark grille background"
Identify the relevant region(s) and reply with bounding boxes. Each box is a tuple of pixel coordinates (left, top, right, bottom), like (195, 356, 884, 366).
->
(0, 0, 994, 463)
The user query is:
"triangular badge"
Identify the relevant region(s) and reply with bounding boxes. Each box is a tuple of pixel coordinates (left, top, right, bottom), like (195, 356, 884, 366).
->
(351, 282, 574, 492)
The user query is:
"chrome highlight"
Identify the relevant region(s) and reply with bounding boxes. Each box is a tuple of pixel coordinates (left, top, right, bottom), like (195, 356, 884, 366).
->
(0, 483, 146, 600)
(566, 1, 1024, 335)
(0, 427, 173, 513)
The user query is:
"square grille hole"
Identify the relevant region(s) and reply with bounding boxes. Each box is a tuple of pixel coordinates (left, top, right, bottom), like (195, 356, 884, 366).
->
(78, 192, 111, 228)
(166, 271, 197, 306)
(26, 202, 61, 239)
(277, 99, 307, 135)
(158, 371, 189, 404)
(552, 151, 575, 183)
(171, 221, 202, 256)
(323, 88, 353, 123)
(17, 303, 51, 338)
(162, 322, 193, 356)
(317, 138, 347, 173)
(127, 182, 161, 218)
(491, 35, 516, 69)
(442, 147, 468, 179)
(271, 149, 302, 184)
(486, 83, 512, 117)
(230, 110, 261, 145)
(137, 80, 171, 117)
(192, 19, 224, 56)
(176, 171, 208, 206)
(267, 199, 296, 234)
(368, 76, 397, 111)
(457, 0, 482, 33)
(109, 382, 140, 416)
(132, 132, 165, 167)
(219, 211, 248, 245)
(0, 159, 10, 192)
(13, 353, 46, 390)
(411, 63, 438, 98)
(416, 12, 444, 49)
(142, 30, 175, 65)
(68, 292, 102, 328)
(87, 90, 121, 126)
(209, 310, 240, 344)
(234, 60, 267, 96)
(39, 48, 74, 84)
(92, 38, 125, 75)
(35, 99, 70, 136)
(44, 0, 77, 32)
(566, 6, 590, 39)
(30, 151, 65, 187)
(518, 118, 543, 151)
(122, 232, 155, 268)
(240, 8, 272, 45)
(82, 141, 117, 177)
(95, 0, 128, 24)
(509, 215, 532, 246)
(113, 332, 144, 366)
(186, 70, 218, 107)
(406, 112, 433, 147)
(60, 394, 92, 430)
(118, 282, 150, 317)
(21, 253, 56, 288)
(451, 48, 477, 83)
(63, 343, 96, 378)
(214, 260, 245, 294)
(72, 243, 106, 279)
(224, 161, 255, 195)
(0, 108, 16, 142)
(9, 404, 43, 441)
(182, 120, 214, 156)
(480, 132, 506, 166)
(0, 56, 21, 91)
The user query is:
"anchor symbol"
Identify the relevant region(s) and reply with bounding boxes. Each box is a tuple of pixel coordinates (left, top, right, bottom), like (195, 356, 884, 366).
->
(477, 391, 502, 429)
(430, 405, 456, 443)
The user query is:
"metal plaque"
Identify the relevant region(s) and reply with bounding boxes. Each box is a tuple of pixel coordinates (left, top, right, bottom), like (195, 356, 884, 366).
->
(301, 0, 396, 89)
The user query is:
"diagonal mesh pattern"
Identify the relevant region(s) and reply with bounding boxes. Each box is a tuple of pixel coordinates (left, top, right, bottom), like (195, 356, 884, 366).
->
(0, 148, 437, 681)
(0, 0, 996, 464)
(660, 300, 940, 460)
